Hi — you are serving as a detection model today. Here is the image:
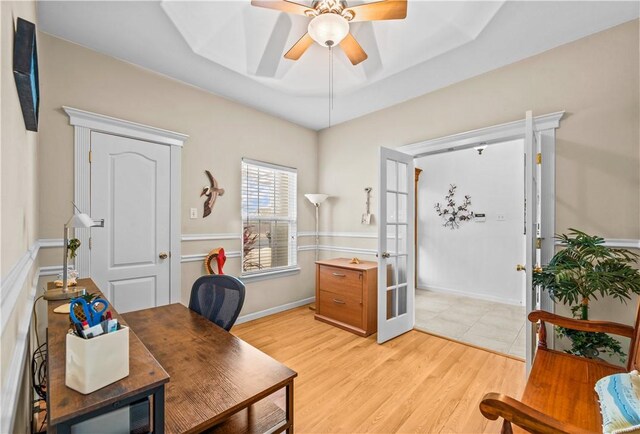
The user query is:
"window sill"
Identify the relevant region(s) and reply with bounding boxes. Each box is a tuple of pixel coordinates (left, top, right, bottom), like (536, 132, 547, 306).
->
(239, 267, 301, 283)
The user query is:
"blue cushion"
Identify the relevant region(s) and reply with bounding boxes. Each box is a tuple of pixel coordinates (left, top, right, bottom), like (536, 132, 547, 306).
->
(595, 370, 640, 434)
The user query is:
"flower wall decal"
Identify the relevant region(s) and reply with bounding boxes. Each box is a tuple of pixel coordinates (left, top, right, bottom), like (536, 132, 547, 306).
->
(434, 184, 474, 229)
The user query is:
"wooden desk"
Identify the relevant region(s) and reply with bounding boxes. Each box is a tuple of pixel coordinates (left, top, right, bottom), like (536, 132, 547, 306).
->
(47, 279, 169, 433)
(122, 304, 297, 434)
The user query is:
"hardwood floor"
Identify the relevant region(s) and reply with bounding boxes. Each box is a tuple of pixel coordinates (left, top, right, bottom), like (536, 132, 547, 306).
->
(232, 306, 525, 433)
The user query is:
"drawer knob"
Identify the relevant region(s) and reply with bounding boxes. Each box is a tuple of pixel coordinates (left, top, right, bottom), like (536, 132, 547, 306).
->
(333, 298, 346, 304)
(332, 272, 346, 277)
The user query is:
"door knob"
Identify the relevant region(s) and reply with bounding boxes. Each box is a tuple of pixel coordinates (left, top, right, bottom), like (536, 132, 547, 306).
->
(516, 264, 526, 272)
(381, 252, 391, 259)
(159, 252, 169, 259)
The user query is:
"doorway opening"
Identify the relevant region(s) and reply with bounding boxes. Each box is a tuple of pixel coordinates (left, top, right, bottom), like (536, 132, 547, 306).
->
(414, 139, 526, 358)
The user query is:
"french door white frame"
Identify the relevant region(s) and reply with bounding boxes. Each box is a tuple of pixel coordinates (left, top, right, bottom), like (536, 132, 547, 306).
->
(64, 106, 188, 304)
(398, 111, 564, 356)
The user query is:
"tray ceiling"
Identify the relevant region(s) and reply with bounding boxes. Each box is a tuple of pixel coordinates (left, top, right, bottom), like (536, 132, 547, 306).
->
(38, 1, 639, 130)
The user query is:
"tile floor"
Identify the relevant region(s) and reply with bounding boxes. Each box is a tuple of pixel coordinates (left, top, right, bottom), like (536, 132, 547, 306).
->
(414, 289, 526, 358)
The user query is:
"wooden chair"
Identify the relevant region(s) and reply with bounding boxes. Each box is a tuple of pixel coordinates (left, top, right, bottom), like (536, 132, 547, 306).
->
(479, 301, 640, 433)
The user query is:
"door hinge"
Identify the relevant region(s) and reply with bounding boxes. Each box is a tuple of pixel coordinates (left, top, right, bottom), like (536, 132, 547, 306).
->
(89, 237, 92, 250)
(536, 153, 542, 165)
(536, 238, 542, 249)
(89, 150, 92, 163)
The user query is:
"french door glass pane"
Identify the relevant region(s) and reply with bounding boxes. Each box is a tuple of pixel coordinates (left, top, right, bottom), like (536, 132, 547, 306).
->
(387, 225, 397, 255)
(397, 255, 407, 285)
(387, 257, 397, 286)
(397, 224, 407, 254)
(398, 193, 407, 223)
(387, 287, 397, 320)
(387, 160, 397, 191)
(386, 192, 397, 223)
(398, 284, 407, 315)
(398, 162, 407, 193)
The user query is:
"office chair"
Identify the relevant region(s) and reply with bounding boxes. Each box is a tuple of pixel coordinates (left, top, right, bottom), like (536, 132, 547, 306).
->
(189, 275, 246, 331)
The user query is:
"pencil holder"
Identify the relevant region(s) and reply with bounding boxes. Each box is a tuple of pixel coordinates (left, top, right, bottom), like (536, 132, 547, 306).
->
(65, 326, 129, 394)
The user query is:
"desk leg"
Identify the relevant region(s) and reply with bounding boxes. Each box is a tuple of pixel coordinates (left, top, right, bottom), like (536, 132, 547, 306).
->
(286, 381, 294, 434)
(153, 385, 165, 434)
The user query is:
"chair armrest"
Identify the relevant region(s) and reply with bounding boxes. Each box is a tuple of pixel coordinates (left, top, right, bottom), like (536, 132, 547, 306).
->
(479, 393, 594, 434)
(528, 310, 634, 338)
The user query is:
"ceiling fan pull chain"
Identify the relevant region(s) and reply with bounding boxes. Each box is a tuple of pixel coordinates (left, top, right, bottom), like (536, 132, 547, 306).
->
(328, 46, 332, 127)
(331, 45, 334, 110)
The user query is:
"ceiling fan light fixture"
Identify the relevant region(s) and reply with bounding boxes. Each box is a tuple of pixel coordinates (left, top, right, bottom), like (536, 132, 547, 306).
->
(308, 13, 349, 48)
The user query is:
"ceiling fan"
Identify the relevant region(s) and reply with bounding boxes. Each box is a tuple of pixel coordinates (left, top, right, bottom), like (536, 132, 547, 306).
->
(251, 0, 408, 65)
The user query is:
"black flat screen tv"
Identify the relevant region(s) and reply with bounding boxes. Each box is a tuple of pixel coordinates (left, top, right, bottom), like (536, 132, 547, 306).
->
(13, 17, 39, 132)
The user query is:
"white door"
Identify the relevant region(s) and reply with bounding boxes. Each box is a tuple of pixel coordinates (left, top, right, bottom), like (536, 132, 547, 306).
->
(523, 111, 542, 372)
(378, 147, 415, 343)
(90, 132, 171, 313)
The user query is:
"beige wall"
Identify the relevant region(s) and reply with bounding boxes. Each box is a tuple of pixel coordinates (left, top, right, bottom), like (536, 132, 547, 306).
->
(318, 20, 640, 327)
(1, 2, 39, 433)
(37, 33, 319, 315)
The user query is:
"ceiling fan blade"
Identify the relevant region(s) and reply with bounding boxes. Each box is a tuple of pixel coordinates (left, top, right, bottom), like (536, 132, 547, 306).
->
(284, 32, 314, 60)
(251, 0, 314, 16)
(340, 33, 368, 65)
(346, 0, 407, 22)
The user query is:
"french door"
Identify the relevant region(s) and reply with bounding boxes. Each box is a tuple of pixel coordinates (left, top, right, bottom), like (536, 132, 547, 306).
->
(524, 111, 542, 372)
(377, 147, 415, 343)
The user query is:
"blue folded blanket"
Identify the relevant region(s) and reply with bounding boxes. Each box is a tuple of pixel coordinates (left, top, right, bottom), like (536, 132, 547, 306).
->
(595, 370, 640, 434)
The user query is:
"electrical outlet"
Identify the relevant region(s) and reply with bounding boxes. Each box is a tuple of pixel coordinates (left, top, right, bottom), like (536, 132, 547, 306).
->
(190, 208, 198, 219)
(496, 214, 506, 221)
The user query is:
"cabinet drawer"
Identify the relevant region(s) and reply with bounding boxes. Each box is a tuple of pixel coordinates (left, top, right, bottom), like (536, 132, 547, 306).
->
(318, 290, 363, 329)
(318, 265, 363, 301)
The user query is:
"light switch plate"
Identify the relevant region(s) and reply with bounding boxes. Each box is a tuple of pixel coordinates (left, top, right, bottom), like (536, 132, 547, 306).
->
(190, 208, 198, 219)
(496, 214, 506, 221)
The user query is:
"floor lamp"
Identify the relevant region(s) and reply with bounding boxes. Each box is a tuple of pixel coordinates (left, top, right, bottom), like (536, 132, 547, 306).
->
(305, 194, 328, 311)
(305, 194, 329, 262)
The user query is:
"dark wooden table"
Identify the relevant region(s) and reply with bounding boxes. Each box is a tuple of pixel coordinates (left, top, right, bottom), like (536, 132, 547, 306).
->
(122, 303, 297, 434)
(47, 279, 169, 433)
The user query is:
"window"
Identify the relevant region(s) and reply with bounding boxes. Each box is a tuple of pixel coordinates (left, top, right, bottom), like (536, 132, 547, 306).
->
(241, 158, 297, 276)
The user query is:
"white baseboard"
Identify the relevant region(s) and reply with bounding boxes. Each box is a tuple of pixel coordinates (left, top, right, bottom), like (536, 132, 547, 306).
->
(235, 296, 315, 325)
(418, 284, 523, 306)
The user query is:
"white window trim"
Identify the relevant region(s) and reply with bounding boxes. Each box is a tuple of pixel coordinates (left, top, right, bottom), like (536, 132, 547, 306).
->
(241, 158, 298, 278)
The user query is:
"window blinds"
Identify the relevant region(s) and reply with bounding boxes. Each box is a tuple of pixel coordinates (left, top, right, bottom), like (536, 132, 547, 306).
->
(241, 159, 297, 274)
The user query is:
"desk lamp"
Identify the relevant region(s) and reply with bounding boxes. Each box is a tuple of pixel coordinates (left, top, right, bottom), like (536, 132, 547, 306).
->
(44, 210, 101, 300)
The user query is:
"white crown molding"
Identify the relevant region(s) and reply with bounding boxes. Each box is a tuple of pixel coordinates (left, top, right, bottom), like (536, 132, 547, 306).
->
(63, 106, 188, 147)
(400, 111, 565, 157)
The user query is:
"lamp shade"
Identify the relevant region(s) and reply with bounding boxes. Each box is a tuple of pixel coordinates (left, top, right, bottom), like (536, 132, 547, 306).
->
(308, 14, 349, 47)
(66, 213, 94, 228)
(305, 194, 329, 205)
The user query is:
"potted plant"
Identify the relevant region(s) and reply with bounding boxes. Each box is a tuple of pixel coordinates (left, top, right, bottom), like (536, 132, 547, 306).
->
(533, 229, 640, 362)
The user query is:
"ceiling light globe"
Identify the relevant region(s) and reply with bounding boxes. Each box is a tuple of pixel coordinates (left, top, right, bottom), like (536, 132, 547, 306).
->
(308, 14, 349, 48)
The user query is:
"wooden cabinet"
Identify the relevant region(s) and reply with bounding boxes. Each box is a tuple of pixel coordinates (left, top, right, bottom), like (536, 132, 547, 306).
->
(315, 258, 377, 337)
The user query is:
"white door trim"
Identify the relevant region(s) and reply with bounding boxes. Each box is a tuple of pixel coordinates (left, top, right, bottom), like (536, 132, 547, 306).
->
(399, 111, 564, 158)
(64, 106, 187, 304)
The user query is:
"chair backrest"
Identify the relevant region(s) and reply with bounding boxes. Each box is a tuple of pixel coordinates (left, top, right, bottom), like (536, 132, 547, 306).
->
(628, 299, 640, 372)
(189, 275, 246, 331)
